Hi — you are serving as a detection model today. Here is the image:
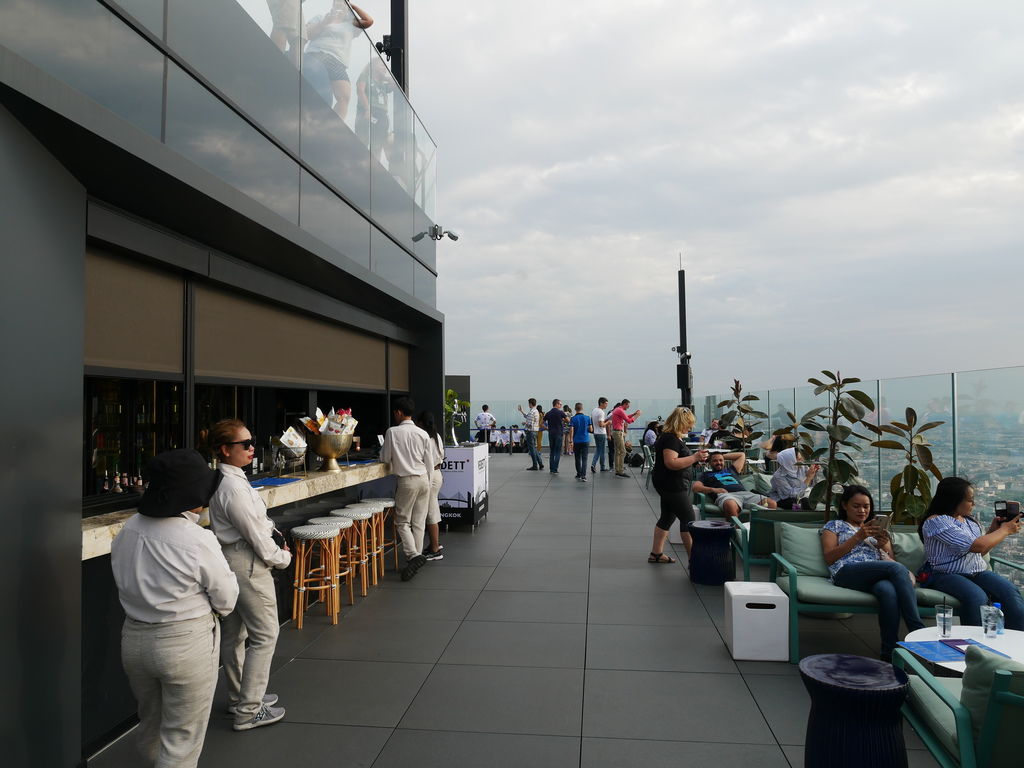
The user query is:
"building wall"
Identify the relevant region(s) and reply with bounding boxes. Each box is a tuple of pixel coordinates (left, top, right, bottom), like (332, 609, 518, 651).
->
(0, 105, 84, 768)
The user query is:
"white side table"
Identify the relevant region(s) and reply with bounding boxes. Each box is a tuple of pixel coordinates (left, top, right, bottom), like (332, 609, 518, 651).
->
(724, 581, 789, 661)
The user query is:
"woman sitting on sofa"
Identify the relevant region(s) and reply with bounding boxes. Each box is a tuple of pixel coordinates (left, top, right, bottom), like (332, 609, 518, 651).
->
(820, 485, 924, 661)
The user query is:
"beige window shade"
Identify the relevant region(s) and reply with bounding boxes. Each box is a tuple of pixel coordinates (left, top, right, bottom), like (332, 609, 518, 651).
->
(389, 343, 410, 392)
(85, 249, 184, 373)
(194, 284, 386, 389)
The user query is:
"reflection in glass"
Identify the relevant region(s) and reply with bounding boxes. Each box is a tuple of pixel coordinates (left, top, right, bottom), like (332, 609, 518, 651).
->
(356, 56, 395, 159)
(303, 1, 374, 125)
(165, 64, 300, 223)
(0, 0, 164, 138)
(371, 227, 414, 296)
(111, 0, 166, 37)
(299, 169, 370, 269)
(413, 262, 436, 306)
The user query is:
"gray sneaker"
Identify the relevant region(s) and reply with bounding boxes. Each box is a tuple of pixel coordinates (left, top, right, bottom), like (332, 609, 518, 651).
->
(234, 704, 285, 731)
(227, 693, 278, 715)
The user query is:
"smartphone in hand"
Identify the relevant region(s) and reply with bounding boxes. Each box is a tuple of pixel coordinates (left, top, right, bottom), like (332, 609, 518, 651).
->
(994, 500, 1020, 522)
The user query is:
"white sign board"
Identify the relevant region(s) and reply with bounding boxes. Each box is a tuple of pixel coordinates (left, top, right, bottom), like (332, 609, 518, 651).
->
(439, 444, 489, 507)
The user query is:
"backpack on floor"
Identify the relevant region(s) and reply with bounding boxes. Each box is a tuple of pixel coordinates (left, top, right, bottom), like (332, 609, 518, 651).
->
(627, 452, 644, 468)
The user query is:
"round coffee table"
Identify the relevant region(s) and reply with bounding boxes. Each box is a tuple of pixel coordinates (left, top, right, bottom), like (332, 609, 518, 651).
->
(903, 626, 1024, 674)
(799, 653, 909, 768)
(686, 520, 733, 585)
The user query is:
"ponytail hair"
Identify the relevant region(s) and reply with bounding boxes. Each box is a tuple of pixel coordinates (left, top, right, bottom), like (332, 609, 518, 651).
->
(198, 418, 247, 458)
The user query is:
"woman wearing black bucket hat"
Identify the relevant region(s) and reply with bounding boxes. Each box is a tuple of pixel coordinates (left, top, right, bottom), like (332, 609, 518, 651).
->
(111, 448, 239, 768)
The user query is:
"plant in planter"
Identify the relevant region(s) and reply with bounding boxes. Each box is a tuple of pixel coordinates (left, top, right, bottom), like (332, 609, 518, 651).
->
(442, 389, 470, 446)
(863, 407, 944, 523)
(710, 379, 767, 468)
(772, 371, 874, 515)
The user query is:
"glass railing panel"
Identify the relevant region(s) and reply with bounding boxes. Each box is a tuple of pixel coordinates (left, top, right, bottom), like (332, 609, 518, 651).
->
(413, 262, 436, 306)
(0, 0, 164, 138)
(414, 111, 437, 220)
(170, 0, 301, 152)
(165, 63, 299, 223)
(299, 169, 370, 269)
(370, 76, 414, 246)
(370, 227, 413, 295)
(766, 388, 796, 436)
(111, 0, 165, 37)
(875, 374, 954, 509)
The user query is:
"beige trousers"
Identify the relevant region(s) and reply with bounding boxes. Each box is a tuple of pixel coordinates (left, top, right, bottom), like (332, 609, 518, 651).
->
(220, 542, 280, 723)
(613, 430, 627, 473)
(121, 613, 219, 768)
(426, 467, 443, 525)
(395, 474, 431, 559)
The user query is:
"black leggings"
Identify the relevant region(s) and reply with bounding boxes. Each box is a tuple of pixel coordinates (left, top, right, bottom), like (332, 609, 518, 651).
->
(655, 487, 694, 532)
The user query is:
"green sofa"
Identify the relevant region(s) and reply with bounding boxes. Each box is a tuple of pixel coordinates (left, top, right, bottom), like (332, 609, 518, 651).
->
(770, 522, 961, 663)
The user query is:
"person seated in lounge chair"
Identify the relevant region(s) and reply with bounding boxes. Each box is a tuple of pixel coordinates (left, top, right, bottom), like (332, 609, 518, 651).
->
(693, 451, 776, 517)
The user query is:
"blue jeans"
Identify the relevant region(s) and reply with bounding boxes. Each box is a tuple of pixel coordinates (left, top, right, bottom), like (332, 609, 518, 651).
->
(549, 436, 562, 472)
(928, 569, 1024, 630)
(592, 434, 608, 470)
(524, 430, 542, 468)
(833, 560, 925, 658)
(574, 443, 589, 478)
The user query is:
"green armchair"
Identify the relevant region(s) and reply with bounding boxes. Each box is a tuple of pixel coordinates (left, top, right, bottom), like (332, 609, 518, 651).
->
(894, 645, 1024, 768)
(770, 523, 961, 663)
(729, 506, 827, 581)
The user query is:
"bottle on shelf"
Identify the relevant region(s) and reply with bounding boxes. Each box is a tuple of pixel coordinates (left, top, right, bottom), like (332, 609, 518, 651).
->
(101, 471, 110, 493)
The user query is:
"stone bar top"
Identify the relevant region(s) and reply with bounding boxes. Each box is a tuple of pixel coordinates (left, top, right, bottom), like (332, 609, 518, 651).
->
(82, 461, 390, 561)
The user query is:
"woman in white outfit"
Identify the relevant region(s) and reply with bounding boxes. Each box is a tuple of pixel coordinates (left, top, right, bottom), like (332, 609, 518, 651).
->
(304, 2, 374, 120)
(111, 449, 239, 767)
(416, 411, 445, 560)
(206, 419, 292, 731)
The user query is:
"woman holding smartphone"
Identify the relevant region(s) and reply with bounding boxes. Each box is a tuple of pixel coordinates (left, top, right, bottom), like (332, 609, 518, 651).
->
(206, 419, 291, 731)
(920, 477, 1024, 629)
(648, 406, 707, 563)
(821, 485, 924, 661)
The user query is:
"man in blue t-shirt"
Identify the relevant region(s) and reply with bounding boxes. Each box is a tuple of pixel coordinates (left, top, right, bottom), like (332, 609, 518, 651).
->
(544, 399, 569, 474)
(569, 403, 592, 482)
(693, 452, 776, 518)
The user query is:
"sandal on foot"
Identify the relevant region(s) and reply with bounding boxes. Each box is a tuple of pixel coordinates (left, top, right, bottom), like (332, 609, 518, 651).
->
(648, 552, 676, 564)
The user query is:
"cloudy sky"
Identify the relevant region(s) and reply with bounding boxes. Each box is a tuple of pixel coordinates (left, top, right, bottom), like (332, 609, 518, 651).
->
(370, 2, 1024, 400)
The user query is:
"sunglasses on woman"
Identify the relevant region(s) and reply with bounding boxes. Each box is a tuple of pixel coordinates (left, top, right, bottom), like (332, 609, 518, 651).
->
(223, 439, 256, 450)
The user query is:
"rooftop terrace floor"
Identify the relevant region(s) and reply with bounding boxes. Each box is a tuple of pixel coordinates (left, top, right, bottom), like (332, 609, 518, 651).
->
(92, 454, 939, 767)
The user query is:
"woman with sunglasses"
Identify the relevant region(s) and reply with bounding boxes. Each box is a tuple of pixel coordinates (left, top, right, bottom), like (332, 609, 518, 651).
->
(206, 419, 291, 731)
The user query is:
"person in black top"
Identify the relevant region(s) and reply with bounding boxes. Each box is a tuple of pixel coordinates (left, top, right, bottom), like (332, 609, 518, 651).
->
(543, 399, 569, 474)
(649, 407, 708, 563)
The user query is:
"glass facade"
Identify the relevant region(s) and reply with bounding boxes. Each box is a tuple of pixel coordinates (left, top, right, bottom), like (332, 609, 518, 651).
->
(0, 0, 437, 304)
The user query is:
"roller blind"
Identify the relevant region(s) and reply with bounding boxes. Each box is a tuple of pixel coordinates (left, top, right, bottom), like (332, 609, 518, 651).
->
(84, 249, 184, 373)
(194, 284, 386, 389)
(389, 343, 410, 392)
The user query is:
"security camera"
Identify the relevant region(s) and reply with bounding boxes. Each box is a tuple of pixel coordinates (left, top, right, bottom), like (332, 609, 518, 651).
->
(446, 231, 459, 242)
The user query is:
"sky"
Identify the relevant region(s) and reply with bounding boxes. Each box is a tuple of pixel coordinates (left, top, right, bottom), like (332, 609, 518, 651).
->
(248, 1, 1024, 401)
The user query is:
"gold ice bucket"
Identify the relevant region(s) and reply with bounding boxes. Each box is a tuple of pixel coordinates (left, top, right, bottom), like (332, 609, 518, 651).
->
(310, 432, 354, 472)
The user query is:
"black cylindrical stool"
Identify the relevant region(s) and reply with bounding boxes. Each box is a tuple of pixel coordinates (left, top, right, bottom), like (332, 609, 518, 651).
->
(799, 654, 909, 768)
(686, 520, 733, 585)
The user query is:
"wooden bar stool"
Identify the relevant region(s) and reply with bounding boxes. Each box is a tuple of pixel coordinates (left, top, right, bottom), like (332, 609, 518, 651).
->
(345, 501, 387, 583)
(330, 508, 375, 595)
(360, 497, 399, 575)
(307, 516, 356, 607)
(290, 524, 340, 629)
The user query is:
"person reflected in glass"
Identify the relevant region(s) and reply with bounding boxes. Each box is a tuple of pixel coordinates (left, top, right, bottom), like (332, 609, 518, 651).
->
(357, 56, 393, 158)
(821, 485, 924, 662)
(267, 0, 301, 67)
(920, 477, 1024, 629)
(649, 407, 707, 563)
(305, 2, 374, 121)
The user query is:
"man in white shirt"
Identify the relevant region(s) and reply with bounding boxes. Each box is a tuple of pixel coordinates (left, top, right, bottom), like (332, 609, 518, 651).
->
(517, 398, 544, 470)
(590, 397, 610, 473)
(474, 405, 496, 444)
(381, 396, 433, 581)
(111, 449, 239, 768)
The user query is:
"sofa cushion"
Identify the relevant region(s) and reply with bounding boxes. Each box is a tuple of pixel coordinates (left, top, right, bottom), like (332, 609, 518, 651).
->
(890, 531, 926, 574)
(959, 645, 1024, 759)
(907, 675, 962, 760)
(778, 523, 831, 578)
(915, 588, 961, 609)
(776, 575, 878, 607)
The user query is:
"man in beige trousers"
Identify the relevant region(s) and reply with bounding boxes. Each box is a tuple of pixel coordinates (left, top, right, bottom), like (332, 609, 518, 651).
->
(381, 396, 433, 581)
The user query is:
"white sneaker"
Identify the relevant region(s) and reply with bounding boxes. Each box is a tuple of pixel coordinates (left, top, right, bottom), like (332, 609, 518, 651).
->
(233, 704, 285, 731)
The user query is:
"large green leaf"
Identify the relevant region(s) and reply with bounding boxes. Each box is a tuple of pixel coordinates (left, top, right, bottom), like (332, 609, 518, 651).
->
(877, 424, 906, 437)
(916, 421, 946, 433)
(862, 422, 882, 435)
(821, 370, 839, 382)
(905, 495, 926, 519)
(747, 410, 768, 419)
(813, 384, 829, 396)
(827, 424, 853, 442)
(926, 462, 943, 480)
(915, 444, 935, 468)
(840, 377, 862, 385)
(786, 411, 797, 423)
(890, 421, 910, 431)
(890, 473, 902, 498)
(741, 394, 760, 402)
(748, 431, 764, 441)
(911, 434, 931, 446)
(716, 400, 734, 409)
(847, 389, 875, 410)
(903, 466, 917, 499)
(803, 421, 826, 431)
(905, 408, 917, 430)
(872, 440, 905, 450)
(807, 378, 825, 387)
(800, 407, 828, 421)
(838, 396, 866, 422)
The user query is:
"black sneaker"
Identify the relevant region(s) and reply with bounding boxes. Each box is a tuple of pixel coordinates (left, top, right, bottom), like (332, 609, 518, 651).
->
(590, 465, 596, 473)
(616, 472, 629, 478)
(401, 554, 428, 581)
(539, 464, 545, 470)
(526, 466, 539, 471)
(423, 549, 444, 561)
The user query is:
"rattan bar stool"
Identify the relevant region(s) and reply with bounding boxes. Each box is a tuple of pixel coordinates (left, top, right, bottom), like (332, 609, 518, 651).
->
(360, 497, 399, 576)
(345, 501, 387, 583)
(307, 516, 356, 607)
(290, 524, 340, 629)
(330, 508, 375, 595)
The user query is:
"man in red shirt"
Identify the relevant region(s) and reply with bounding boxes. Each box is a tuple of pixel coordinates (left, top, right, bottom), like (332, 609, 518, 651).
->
(610, 398, 642, 476)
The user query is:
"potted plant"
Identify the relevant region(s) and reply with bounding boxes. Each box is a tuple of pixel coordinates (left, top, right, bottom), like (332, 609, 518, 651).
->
(772, 371, 875, 515)
(710, 379, 766, 468)
(863, 407, 944, 523)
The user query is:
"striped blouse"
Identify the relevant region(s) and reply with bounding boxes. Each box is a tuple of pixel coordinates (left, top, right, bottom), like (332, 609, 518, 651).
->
(922, 515, 988, 575)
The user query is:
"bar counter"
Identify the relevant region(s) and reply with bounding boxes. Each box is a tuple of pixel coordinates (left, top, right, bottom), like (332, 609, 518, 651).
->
(82, 461, 391, 560)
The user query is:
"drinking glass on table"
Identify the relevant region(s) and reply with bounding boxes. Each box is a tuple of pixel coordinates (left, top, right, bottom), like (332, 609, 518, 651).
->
(935, 605, 954, 638)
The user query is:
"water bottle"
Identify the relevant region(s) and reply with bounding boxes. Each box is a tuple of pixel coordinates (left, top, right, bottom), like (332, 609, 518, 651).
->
(993, 602, 1005, 635)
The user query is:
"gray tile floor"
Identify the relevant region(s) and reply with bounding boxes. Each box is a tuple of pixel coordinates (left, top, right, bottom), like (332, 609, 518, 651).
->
(91, 454, 939, 767)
